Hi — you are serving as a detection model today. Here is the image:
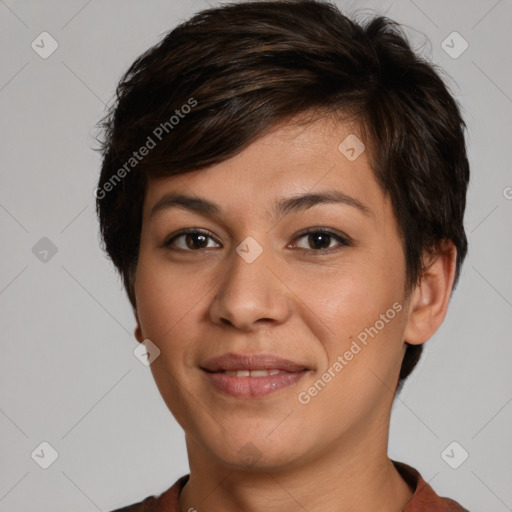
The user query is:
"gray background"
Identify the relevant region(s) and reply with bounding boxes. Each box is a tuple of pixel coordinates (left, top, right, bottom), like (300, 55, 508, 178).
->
(1, 0, 511, 510)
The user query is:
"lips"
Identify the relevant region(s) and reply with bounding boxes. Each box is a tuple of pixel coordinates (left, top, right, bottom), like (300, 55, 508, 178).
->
(200, 353, 310, 398)
(200, 353, 308, 373)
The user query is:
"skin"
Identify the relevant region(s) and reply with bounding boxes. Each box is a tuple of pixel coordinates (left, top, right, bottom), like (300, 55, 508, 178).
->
(133, 115, 457, 512)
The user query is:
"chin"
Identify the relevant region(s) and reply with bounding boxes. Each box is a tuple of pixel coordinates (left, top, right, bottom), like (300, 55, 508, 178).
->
(203, 428, 307, 471)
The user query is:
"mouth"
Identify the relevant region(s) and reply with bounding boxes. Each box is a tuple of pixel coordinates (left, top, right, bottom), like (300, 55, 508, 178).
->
(216, 369, 291, 377)
(200, 353, 310, 398)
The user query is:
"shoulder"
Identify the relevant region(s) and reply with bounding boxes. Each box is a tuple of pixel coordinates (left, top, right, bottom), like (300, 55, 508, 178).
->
(110, 494, 157, 512)
(109, 474, 190, 512)
(392, 460, 470, 512)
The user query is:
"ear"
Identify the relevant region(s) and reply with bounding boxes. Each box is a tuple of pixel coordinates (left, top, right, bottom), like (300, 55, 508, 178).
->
(134, 310, 145, 343)
(403, 240, 457, 345)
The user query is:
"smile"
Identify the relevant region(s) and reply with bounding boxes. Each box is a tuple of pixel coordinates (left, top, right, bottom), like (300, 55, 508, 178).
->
(223, 369, 286, 377)
(202, 368, 309, 398)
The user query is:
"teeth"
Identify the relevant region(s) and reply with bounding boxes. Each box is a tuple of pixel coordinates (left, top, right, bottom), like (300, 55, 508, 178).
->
(224, 369, 283, 377)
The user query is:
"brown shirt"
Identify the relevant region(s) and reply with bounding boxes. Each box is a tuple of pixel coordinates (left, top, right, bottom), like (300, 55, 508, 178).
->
(111, 460, 469, 511)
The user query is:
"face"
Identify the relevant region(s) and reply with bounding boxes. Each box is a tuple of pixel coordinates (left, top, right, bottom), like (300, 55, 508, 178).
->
(134, 116, 413, 470)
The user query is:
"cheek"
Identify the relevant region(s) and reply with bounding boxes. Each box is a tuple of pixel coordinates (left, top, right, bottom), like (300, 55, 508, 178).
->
(306, 252, 407, 377)
(134, 253, 202, 339)
(313, 264, 401, 334)
(135, 259, 201, 427)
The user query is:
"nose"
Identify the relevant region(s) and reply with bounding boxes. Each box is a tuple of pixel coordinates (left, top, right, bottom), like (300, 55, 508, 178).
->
(208, 241, 292, 331)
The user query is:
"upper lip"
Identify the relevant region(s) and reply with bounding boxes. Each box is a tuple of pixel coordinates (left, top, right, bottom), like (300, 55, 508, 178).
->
(201, 353, 308, 372)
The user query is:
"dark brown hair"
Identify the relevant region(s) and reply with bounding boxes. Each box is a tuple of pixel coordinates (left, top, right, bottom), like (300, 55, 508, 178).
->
(95, 0, 470, 386)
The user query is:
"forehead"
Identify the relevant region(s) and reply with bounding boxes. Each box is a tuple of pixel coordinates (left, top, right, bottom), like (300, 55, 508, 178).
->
(142, 116, 387, 222)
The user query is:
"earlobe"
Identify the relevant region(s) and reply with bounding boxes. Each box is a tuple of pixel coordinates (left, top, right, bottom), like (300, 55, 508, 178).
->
(134, 311, 145, 343)
(403, 240, 457, 346)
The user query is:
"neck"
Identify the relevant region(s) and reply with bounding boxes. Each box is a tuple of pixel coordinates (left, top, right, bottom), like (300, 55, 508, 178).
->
(179, 421, 413, 512)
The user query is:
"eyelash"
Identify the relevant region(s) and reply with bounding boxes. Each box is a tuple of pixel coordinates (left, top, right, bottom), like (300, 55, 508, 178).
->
(162, 227, 352, 254)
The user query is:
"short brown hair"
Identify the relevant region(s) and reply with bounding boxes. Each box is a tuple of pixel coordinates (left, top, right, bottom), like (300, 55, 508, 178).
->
(95, 0, 470, 386)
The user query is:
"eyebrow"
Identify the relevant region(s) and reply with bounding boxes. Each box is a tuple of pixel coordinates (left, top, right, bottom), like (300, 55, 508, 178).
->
(149, 190, 372, 220)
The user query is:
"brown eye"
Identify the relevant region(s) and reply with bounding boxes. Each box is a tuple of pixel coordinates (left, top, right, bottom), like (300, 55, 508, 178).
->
(307, 232, 332, 250)
(164, 229, 220, 251)
(293, 229, 351, 252)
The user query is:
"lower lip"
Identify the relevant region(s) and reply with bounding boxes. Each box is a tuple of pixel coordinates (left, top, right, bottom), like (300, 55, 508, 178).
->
(203, 370, 309, 398)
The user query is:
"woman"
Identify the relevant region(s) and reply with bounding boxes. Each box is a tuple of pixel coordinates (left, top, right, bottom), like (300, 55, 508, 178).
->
(96, 1, 470, 510)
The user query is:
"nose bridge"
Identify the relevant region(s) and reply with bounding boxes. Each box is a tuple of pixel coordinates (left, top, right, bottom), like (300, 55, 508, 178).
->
(209, 236, 290, 329)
